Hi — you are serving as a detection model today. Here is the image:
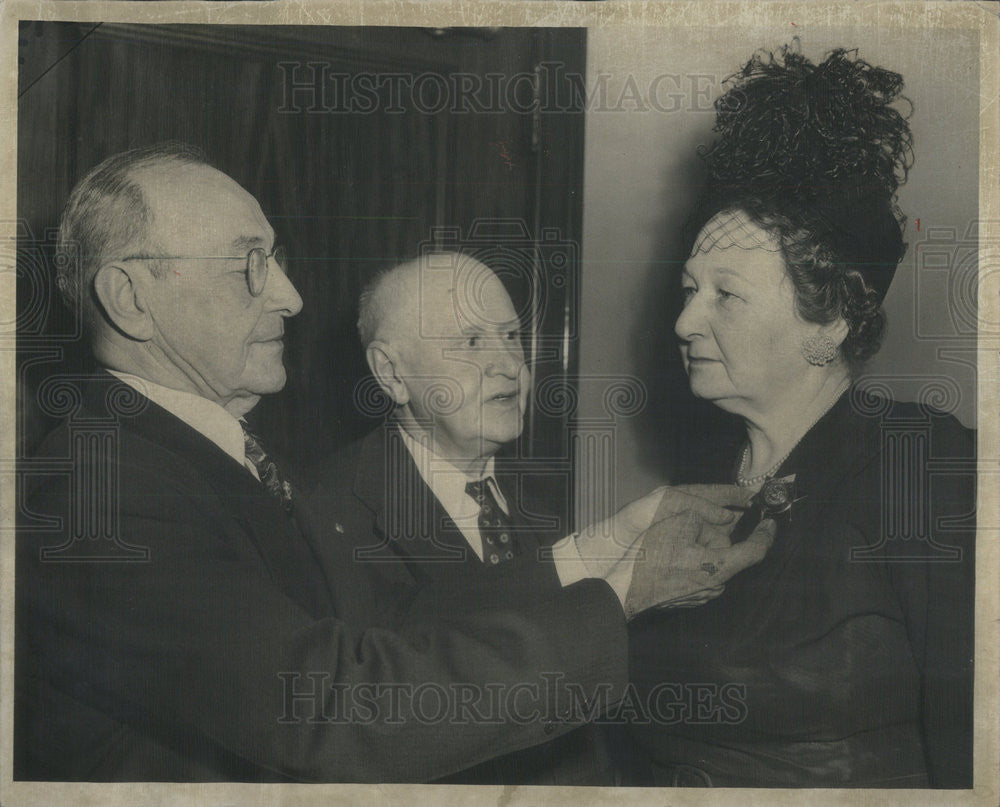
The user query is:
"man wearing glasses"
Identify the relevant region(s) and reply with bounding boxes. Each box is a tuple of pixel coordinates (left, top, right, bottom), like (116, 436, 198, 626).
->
(16, 143, 772, 782)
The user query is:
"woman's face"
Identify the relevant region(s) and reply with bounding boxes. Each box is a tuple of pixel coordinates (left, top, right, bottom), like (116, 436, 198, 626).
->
(674, 212, 827, 419)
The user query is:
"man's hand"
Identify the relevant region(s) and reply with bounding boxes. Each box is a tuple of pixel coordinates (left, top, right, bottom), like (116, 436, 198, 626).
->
(623, 489, 776, 618)
(651, 483, 754, 529)
(572, 485, 668, 579)
(575, 484, 751, 578)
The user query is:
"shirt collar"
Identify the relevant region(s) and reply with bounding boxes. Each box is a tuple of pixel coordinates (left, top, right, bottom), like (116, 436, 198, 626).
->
(396, 426, 507, 522)
(106, 370, 250, 472)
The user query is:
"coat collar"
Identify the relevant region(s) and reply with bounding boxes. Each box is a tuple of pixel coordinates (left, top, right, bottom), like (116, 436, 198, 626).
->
(776, 386, 881, 499)
(72, 369, 334, 616)
(350, 422, 536, 571)
(74, 369, 261, 501)
(352, 422, 470, 565)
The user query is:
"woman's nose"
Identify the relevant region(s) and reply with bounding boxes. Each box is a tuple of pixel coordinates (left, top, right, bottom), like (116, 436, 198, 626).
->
(674, 293, 703, 341)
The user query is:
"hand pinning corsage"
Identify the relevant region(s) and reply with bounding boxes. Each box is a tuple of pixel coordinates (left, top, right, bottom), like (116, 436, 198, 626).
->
(729, 475, 801, 544)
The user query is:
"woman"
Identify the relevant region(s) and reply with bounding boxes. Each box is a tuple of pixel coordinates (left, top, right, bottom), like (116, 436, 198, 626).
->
(626, 47, 975, 788)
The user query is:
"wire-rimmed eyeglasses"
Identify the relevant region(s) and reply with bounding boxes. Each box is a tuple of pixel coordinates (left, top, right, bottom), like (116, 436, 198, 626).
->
(115, 245, 286, 298)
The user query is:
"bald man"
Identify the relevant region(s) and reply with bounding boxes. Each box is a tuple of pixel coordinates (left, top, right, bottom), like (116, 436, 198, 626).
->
(360, 252, 531, 493)
(304, 253, 771, 784)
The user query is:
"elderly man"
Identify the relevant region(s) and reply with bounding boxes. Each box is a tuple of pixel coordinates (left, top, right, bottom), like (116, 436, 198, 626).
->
(16, 144, 771, 783)
(304, 252, 769, 783)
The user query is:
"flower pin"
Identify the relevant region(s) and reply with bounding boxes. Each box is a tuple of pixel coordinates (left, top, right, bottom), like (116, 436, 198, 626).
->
(729, 475, 803, 544)
(754, 475, 800, 518)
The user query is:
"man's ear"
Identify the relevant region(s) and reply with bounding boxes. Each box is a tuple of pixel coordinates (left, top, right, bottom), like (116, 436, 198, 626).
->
(366, 340, 409, 406)
(92, 263, 154, 341)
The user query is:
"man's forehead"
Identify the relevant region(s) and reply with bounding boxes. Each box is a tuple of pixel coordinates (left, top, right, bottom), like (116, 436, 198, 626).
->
(414, 256, 514, 334)
(135, 161, 236, 196)
(136, 163, 271, 247)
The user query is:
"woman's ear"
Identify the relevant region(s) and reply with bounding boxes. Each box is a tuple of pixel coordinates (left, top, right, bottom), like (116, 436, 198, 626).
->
(822, 317, 850, 349)
(92, 262, 154, 341)
(366, 340, 409, 406)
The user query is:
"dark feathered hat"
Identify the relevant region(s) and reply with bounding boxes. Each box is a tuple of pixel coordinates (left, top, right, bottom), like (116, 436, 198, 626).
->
(689, 45, 914, 303)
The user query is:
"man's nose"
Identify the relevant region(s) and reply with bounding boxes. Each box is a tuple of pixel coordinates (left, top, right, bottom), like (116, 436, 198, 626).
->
(265, 258, 304, 316)
(484, 338, 524, 379)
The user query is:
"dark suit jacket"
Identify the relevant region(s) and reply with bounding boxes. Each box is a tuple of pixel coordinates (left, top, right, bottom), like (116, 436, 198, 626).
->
(15, 372, 628, 782)
(303, 422, 619, 785)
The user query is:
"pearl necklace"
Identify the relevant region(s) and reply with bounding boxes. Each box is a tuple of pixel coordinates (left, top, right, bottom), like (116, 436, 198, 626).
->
(736, 444, 792, 488)
(736, 382, 850, 488)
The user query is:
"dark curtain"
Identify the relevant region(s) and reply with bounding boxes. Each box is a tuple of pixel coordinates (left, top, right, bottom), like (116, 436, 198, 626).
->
(17, 23, 586, 487)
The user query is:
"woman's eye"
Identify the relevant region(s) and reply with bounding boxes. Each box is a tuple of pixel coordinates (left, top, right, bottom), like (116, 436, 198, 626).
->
(681, 286, 696, 303)
(717, 289, 739, 303)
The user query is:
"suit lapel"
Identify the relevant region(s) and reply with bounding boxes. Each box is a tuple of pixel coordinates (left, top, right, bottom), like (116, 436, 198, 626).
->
(89, 371, 335, 617)
(351, 425, 473, 580)
(754, 390, 875, 566)
(350, 424, 568, 589)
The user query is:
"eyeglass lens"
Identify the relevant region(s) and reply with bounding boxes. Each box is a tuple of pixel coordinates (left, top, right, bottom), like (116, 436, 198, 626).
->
(247, 246, 285, 297)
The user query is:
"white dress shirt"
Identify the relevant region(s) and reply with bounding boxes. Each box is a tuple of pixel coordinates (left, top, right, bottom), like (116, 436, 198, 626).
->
(397, 426, 637, 606)
(397, 427, 510, 562)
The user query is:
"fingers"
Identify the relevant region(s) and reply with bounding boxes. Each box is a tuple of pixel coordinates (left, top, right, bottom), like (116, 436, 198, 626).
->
(676, 484, 754, 510)
(684, 494, 742, 526)
(694, 519, 736, 550)
(619, 486, 670, 532)
(640, 506, 706, 556)
(741, 518, 777, 563)
(645, 584, 727, 612)
(655, 487, 741, 527)
(628, 512, 775, 617)
(642, 502, 735, 555)
(672, 584, 726, 605)
(701, 518, 776, 583)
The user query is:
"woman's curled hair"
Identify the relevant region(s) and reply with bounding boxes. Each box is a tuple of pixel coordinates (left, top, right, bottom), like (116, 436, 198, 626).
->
(685, 45, 915, 367)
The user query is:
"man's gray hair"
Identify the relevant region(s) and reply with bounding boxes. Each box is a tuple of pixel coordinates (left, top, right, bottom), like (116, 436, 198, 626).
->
(55, 142, 208, 319)
(356, 263, 399, 349)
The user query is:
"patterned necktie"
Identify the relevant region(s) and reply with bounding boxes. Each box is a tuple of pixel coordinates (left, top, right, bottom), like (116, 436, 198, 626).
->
(465, 478, 519, 565)
(241, 423, 294, 511)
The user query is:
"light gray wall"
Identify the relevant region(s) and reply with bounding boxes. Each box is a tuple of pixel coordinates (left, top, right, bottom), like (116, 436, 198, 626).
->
(576, 25, 980, 518)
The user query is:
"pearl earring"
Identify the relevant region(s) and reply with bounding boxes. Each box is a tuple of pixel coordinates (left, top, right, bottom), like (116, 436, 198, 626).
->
(801, 334, 838, 366)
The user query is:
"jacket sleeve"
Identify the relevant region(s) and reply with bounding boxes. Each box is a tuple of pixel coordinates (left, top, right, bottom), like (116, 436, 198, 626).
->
(19, 447, 629, 783)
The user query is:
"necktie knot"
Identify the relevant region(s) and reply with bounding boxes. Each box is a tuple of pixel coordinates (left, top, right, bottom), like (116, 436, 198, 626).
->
(241, 423, 294, 511)
(464, 479, 488, 504)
